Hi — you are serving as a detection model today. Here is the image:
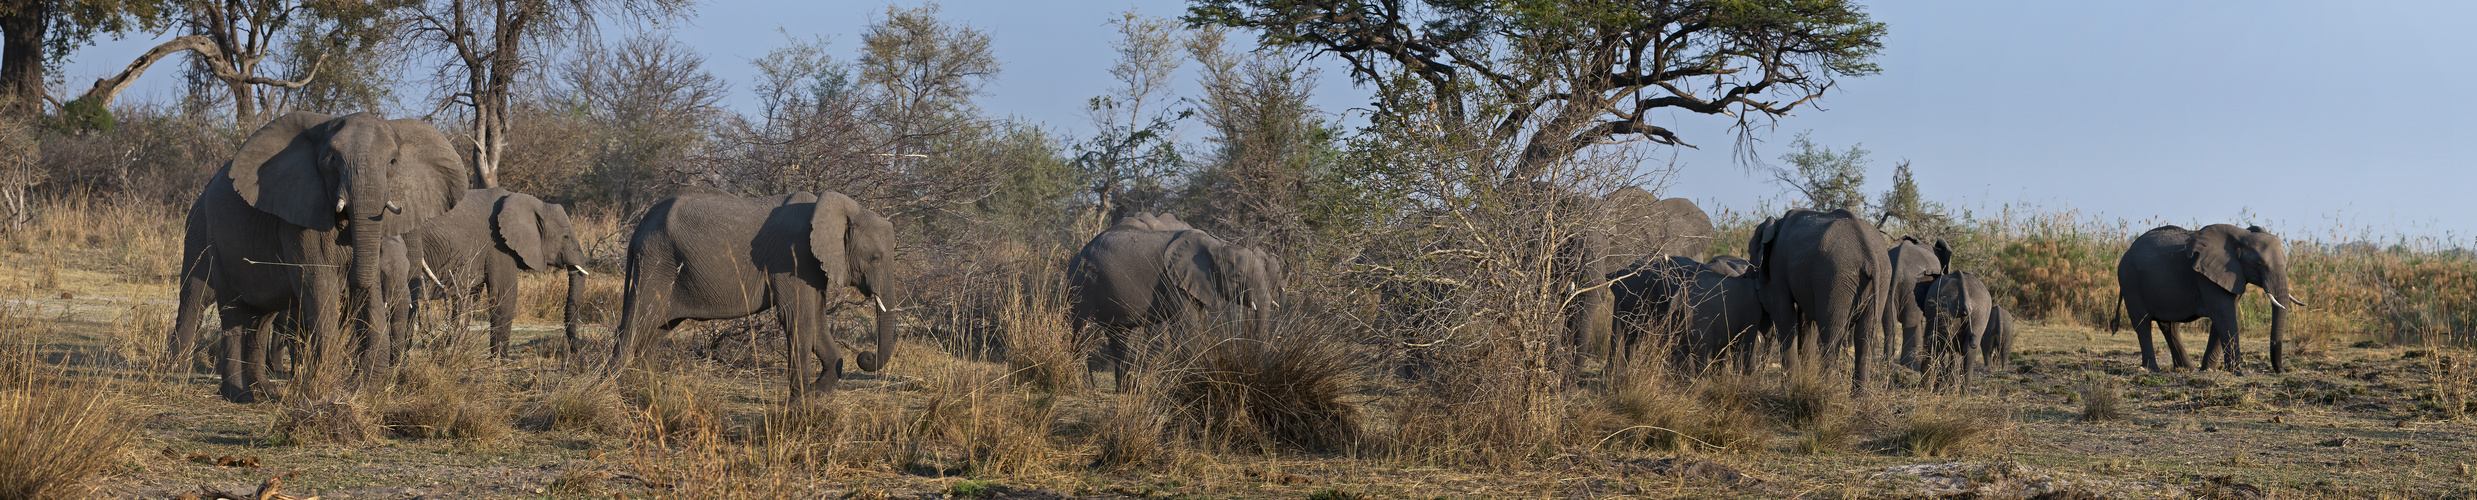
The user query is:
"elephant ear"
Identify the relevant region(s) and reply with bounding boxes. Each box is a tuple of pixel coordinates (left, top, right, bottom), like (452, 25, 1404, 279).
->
(1749, 217, 1781, 271)
(229, 111, 341, 231)
(381, 118, 472, 236)
(809, 191, 859, 289)
(1931, 237, 1955, 274)
(494, 193, 548, 270)
(1162, 231, 1229, 310)
(2190, 224, 2248, 294)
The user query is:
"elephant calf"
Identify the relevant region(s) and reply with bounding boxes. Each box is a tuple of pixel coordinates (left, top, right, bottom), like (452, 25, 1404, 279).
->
(399, 188, 591, 359)
(1922, 271, 1992, 391)
(1067, 212, 1285, 393)
(1609, 255, 1768, 376)
(1980, 305, 2016, 373)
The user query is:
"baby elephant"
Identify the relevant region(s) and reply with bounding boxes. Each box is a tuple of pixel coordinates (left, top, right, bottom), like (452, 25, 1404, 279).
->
(1922, 271, 1992, 390)
(1979, 305, 2016, 373)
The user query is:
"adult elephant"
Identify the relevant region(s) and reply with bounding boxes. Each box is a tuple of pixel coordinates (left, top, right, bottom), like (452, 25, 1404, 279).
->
(1921, 271, 1992, 390)
(170, 111, 469, 403)
(1068, 214, 1285, 392)
(1886, 235, 1952, 367)
(399, 188, 592, 359)
(1745, 208, 1891, 392)
(2115, 224, 2305, 374)
(602, 187, 899, 405)
(1603, 186, 1716, 263)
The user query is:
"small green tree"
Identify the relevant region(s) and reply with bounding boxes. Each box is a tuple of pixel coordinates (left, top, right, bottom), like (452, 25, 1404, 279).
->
(1075, 11, 1189, 229)
(1773, 131, 1869, 216)
(1873, 159, 1946, 233)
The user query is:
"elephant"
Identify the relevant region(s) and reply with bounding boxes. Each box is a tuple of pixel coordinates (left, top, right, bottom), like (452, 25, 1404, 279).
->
(1920, 271, 1991, 390)
(399, 188, 591, 359)
(1745, 208, 1891, 392)
(2114, 224, 2306, 374)
(1886, 235, 1953, 367)
(1611, 255, 1771, 375)
(602, 187, 899, 405)
(1607, 255, 1705, 372)
(1980, 305, 2016, 373)
(171, 111, 469, 403)
(1602, 186, 1716, 263)
(1067, 213, 1285, 392)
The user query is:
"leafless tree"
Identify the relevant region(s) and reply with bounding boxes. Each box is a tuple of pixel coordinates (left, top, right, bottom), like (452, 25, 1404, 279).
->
(405, 0, 690, 188)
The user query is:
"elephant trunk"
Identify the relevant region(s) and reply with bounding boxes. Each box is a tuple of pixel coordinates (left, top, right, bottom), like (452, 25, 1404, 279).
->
(856, 287, 897, 372)
(350, 178, 390, 384)
(564, 268, 584, 357)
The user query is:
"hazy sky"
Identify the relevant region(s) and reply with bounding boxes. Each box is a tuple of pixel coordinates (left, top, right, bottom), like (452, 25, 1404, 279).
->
(63, 1, 2477, 243)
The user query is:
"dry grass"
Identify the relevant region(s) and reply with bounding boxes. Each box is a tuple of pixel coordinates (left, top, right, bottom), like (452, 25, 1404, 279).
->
(1159, 319, 1363, 453)
(382, 357, 513, 440)
(1894, 396, 2007, 458)
(0, 303, 134, 500)
(525, 378, 630, 433)
(2081, 376, 2124, 422)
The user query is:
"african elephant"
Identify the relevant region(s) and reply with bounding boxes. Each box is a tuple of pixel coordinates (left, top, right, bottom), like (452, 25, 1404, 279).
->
(603, 187, 899, 405)
(2114, 224, 2306, 374)
(171, 111, 469, 403)
(399, 188, 591, 359)
(1980, 305, 2016, 373)
(1608, 255, 1704, 372)
(1746, 208, 1891, 392)
(1688, 256, 1770, 375)
(1886, 235, 1953, 367)
(1921, 271, 1991, 390)
(1602, 186, 1716, 263)
(1068, 213, 1285, 392)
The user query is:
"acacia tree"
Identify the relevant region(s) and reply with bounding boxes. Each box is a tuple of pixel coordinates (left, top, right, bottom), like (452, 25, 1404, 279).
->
(407, 0, 688, 188)
(1180, 25, 1332, 250)
(1186, 0, 1887, 181)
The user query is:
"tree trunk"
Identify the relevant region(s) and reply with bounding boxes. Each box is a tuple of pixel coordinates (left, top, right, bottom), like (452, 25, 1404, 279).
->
(0, 0, 46, 113)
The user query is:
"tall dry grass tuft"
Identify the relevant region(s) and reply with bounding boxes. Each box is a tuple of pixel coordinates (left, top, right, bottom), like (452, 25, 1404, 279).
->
(2081, 376, 2124, 422)
(381, 356, 512, 440)
(1089, 387, 1171, 470)
(618, 367, 726, 444)
(1894, 396, 2008, 457)
(525, 378, 629, 433)
(995, 262, 1081, 392)
(1159, 318, 1363, 453)
(0, 302, 135, 499)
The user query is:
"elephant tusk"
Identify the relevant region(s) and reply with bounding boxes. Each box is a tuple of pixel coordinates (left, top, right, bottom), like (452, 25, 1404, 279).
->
(571, 265, 590, 276)
(386, 202, 403, 214)
(335, 197, 349, 213)
(874, 296, 888, 312)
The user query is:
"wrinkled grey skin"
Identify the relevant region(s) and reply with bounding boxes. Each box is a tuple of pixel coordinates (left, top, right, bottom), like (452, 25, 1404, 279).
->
(400, 188, 591, 359)
(1885, 235, 1953, 367)
(1068, 213, 1285, 392)
(1602, 186, 1717, 263)
(603, 187, 899, 405)
(1980, 305, 2016, 373)
(1689, 256, 1769, 375)
(1607, 255, 1704, 372)
(1921, 271, 1992, 390)
(2114, 224, 2305, 374)
(1745, 209, 1891, 393)
(171, 111, 469, 403)
(1610, 254, 1770, 375)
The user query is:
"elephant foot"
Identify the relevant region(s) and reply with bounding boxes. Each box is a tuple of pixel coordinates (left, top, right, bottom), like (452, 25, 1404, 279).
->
(218, 384, 256, 404)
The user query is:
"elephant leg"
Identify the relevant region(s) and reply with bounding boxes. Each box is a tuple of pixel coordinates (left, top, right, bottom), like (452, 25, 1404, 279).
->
(213, 307, 264, 403)
(172, 262, 216, 373)
(2159, 322, 2194, 371)
(2196, 321, 2225, 373)
(489, 259, 519, 358)
(2214, 315, 2245, 376)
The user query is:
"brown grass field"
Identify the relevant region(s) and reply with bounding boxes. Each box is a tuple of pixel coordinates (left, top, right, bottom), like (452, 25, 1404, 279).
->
(2, 200, 2474, 499)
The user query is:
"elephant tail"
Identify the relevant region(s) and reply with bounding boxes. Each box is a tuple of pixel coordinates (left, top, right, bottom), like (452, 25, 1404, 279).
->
(2109, 296, 2123, 334)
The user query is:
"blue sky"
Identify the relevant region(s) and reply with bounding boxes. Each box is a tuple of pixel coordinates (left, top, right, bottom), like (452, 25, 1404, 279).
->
(63, 1, 2477, 243)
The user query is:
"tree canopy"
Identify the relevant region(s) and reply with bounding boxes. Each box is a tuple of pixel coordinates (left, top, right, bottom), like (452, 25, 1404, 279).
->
(1186, 0, 1886, 181)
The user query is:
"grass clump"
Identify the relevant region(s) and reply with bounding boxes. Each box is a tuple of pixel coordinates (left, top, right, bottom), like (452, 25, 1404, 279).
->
(1161, 319, 1363, 453)
(382, 358, 511, 440)
(2081, 377, 2124, 422)
(524, 378, 629, 433)
(1602, 373, 1768, 454)
(0, 333, 134, 499)
(1897, 398, 2006, 457)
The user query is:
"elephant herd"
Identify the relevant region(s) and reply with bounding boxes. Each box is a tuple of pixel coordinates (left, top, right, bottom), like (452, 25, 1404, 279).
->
(165, 112, 2307, 407)
(171, 113, 898, 405)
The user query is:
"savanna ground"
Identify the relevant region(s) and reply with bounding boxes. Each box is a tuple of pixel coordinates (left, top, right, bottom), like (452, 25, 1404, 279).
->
(3, 199, 2475, 500)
